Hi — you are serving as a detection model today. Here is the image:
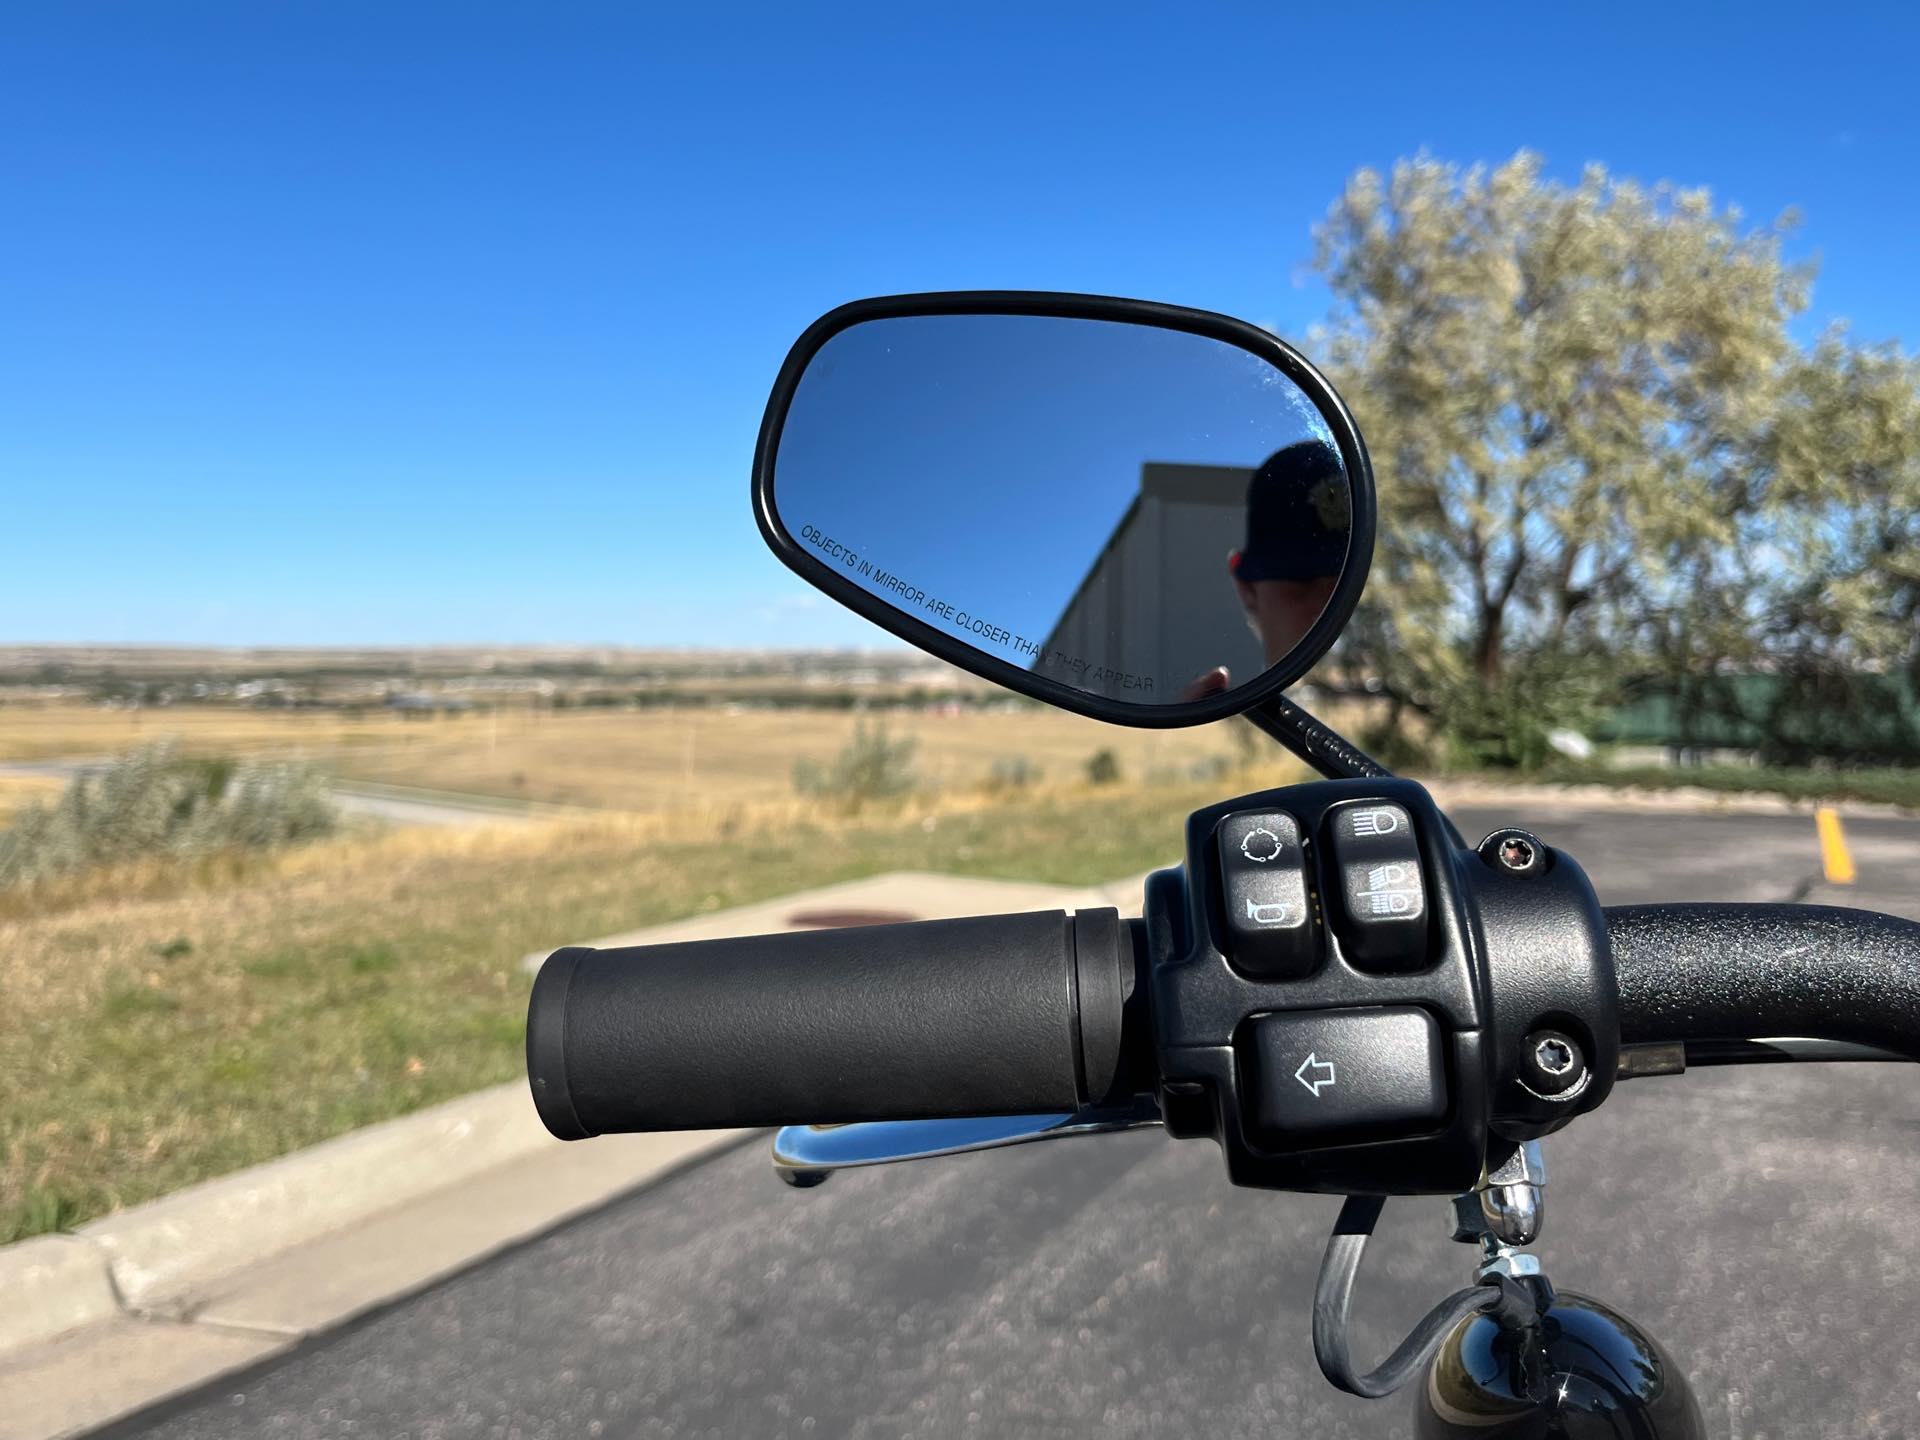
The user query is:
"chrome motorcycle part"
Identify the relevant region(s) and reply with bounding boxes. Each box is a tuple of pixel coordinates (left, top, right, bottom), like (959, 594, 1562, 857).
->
(770, 1099, 1162, 1187)
(1477, 1141, 1547, 1250)
(1414, 1292, 1708, 1439)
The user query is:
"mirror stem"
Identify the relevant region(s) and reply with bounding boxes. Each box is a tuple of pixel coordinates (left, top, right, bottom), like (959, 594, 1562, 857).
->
(1247, 695, 1393, 781)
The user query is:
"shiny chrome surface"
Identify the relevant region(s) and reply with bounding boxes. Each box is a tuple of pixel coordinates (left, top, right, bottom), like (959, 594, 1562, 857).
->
(1476, 1251, 1542, 1281)
(1450, 1143, 1546, 1279)
(1479, 1141, 1547, 1249)
(1692, 1036, 1910, 1065)
(1621, 1036, 1912, 1078)
(771, 1098, 1162, 1186)
(1616, 1041, 1688, 1079)
(1449, 1143, 1547, 1249)
(1414, 1291, 1708, 1438)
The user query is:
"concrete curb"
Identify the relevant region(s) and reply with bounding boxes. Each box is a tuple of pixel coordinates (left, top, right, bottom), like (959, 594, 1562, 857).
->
(0, 1121, 747, 1440)
(84, 1081, 564, 1316)
(0, 1082, 568, 1357)
(2, 868, 1147, 1438)
(0, 1236, 121, 1355)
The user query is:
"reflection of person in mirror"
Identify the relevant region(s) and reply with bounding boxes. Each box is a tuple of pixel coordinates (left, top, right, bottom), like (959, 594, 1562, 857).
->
(1184, 440, 1349, 701)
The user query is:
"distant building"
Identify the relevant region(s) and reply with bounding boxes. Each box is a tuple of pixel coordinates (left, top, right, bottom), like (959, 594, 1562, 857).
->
(1038, 462, 1265, 703)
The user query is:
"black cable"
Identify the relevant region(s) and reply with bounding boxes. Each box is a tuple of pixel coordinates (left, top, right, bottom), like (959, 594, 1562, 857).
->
(1311, 1194, 1507, 1400)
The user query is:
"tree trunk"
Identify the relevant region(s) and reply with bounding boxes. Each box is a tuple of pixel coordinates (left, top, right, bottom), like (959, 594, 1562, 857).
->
(1475, 603, 1505, 686)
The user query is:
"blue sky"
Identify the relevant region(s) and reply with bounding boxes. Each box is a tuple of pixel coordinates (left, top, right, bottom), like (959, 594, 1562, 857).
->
(3, 2, 1914, 648)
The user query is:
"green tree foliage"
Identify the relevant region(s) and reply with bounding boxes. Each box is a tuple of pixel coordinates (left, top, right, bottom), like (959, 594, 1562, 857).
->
(1313, 152, 1920, 766)
(1753, 337, 1920, 761)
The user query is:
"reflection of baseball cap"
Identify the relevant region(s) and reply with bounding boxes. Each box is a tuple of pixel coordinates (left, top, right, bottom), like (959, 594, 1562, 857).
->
(1230, 440, 1349, 582)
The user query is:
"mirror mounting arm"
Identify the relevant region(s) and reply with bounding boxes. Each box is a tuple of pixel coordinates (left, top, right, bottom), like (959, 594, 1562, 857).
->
(1247, 694, 1393, 781)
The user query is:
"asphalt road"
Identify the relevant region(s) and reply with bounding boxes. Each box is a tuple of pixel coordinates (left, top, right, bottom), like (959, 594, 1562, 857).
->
(126, 801, 1920, 1440)
(0, 760, 525, 828)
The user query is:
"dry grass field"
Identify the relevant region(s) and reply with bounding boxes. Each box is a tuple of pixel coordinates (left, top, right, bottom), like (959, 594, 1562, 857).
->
(0, 774, 65, 825)
(0, 687, 1319, 1241)
(0, 762, 1307, 1242)
(0, 702, 1253, 811)
(0, 704, 427, 763)
(327, 706, 1253, 809)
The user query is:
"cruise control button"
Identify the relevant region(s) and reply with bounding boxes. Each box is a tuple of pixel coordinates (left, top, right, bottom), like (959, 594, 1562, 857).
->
(1245, 1006, 1446, 1143)
(1216, 810, 1317, 979)
(1325, 801, 1429, 971)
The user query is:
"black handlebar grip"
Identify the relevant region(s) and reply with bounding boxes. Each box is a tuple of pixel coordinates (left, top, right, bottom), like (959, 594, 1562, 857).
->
(526, 908, 1138, 1138)
(1608, 903, 1920, 1059)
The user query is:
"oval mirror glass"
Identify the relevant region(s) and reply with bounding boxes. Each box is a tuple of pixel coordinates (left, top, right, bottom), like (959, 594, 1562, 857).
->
(761, 305, 1368, 721)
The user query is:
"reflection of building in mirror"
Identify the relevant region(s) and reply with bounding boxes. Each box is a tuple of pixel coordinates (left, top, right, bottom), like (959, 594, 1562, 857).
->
(1038, 444, 1349, 705)
(1038, 463, 1264, 703)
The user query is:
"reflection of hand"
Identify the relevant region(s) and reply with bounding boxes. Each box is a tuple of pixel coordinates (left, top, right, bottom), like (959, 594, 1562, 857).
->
(1180, 666, 1231, 702)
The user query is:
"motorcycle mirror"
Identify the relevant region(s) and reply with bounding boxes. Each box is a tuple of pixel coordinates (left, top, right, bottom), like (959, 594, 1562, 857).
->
(753, 292, 1375, 726)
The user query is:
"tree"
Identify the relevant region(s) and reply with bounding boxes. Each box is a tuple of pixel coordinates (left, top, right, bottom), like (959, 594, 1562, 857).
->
(1312, 152, 1816, 765)
(1751, 335, 1920, 762)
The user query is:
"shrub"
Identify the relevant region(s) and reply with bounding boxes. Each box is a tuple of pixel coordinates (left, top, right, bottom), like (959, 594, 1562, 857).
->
(0, 743, 338, 890)
(792, 720, 920, 809)
(987, 755, 1043, 791)
(1084, 748, 1122, 786)
(1358, 718, 1437, 773)
(1436, 654, 1612, 771)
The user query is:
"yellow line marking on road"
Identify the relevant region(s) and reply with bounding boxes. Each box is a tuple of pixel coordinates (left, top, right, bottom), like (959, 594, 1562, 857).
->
(1815, 806, 1856, 886)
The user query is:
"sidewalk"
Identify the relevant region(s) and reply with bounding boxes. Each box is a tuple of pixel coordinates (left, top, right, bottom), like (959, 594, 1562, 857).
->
(0, 868, 1150, 1440)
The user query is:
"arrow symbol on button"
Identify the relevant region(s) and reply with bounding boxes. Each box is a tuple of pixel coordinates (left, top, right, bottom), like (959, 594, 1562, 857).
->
(1294, 1053, 1337, 1097)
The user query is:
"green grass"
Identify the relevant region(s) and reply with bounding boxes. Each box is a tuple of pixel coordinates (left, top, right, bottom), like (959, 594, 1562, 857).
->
(1, 773, 1267, 1244)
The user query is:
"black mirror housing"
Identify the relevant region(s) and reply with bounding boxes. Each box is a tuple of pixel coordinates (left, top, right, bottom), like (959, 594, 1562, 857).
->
(753, 292, 1376, 728)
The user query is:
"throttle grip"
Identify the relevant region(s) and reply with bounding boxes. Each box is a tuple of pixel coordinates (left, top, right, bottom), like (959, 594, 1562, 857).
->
(527, 907, 1138, 1138)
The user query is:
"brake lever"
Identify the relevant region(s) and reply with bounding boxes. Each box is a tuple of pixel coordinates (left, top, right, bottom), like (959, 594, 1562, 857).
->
(771, 1096, 1163, 1187)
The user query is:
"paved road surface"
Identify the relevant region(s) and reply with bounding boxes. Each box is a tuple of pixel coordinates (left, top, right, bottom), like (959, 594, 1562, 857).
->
(123, 802, 1920, 1439)
(321, 784, 537, 828)
(0, 760, 525, 829)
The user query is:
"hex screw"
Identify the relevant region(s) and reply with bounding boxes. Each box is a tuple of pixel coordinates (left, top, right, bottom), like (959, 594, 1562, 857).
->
(1534, 1035, 1574, 1075)
(1522, 1028, 1586, 1095)
(1478, 828, 1546, 875)
(1498, 836, 1537, 872)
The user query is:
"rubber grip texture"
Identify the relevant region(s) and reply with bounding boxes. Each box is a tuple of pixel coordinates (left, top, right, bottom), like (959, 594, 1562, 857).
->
(1608, 903, 1920, 1057)
(527, 910, 1092, 1137)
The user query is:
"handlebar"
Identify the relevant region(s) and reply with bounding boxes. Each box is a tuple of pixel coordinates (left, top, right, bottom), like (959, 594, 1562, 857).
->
(526, 908, 1141, 1138)
(1608, 902, 1920, 1060)
(525, 888, 1920, 1145)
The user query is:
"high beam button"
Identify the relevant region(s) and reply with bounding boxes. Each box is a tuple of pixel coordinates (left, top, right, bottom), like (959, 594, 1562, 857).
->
(1325, 801, 1430, 971)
